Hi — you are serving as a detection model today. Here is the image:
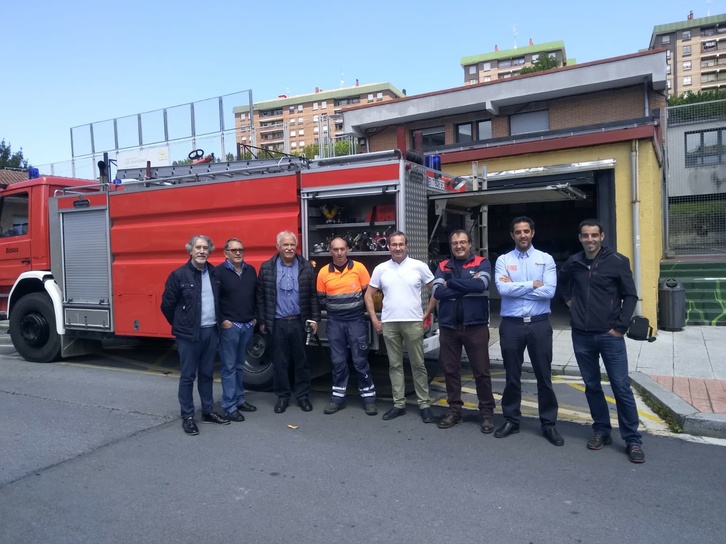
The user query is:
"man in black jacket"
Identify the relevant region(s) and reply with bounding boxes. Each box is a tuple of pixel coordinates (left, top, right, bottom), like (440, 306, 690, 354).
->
(559, 219, 645, 463)
(424, 230, 495, 433)
(256, 231, 320, 414)
(161, 234, 230, 435)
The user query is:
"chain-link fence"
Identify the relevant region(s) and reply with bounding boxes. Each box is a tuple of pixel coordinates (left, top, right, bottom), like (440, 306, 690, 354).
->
(665, 99, 726, 256)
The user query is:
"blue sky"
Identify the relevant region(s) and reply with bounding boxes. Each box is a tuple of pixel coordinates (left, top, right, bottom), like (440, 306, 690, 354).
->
(1, 0, 721, 166)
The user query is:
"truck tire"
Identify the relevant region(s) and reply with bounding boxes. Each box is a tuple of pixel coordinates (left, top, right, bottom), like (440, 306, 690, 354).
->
(243, 331, 273, 390)
(9, 293, 62, 363)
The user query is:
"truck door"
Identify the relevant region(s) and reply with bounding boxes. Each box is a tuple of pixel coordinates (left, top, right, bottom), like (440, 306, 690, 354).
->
(0, 190, 31, 315)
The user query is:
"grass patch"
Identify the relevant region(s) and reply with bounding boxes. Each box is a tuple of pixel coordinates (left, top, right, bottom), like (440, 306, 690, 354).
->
(634, 385, 684, 433)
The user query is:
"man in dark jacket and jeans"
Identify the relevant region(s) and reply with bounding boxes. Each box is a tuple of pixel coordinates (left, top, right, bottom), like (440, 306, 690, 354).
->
(559, 219, 645, 463)
(161, 234, 230, 435)
(424, 230, 496, 433)
(256, 231, 320, 414)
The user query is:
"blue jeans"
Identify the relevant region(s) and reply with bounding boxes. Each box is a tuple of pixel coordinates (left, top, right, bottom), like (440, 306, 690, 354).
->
(219, 325, 254, 414)
(177, 326, 218, 419)
(327, 318, 375, 405)
(572, 330, 642, 445)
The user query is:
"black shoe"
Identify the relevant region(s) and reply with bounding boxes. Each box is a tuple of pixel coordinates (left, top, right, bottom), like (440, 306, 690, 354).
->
(237, 401, 257, 413)
(494, 421, 520, 438)
(323, 402, 345, 414)
(587, 433, 613, 450)
(543, 427, 564, 446)
(480, 416, 495, 434)
(201, 412, 230, 425)
(182, 417, 199, 435)
(420, 407, 435, 424)
(382, 406, 406, 420)
(437, 412, 462, 429)
(298, 398, 313, 412)
(226, 410, 245, 422)
(626, 444, 645, 463)
(274, 398, 289, 414)
(364, 403, 378, 416)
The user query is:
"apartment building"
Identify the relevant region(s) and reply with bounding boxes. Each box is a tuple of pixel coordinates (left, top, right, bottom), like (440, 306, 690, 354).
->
(232, 82, 404, 155)
(650, 13, 726, 97)
(460, 41, 568, 85)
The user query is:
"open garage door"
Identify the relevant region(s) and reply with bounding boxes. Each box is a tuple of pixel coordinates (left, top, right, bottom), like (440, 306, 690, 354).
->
(429, 183, 587, 210)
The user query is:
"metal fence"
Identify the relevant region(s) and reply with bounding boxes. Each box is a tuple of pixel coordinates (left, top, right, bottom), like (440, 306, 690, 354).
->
(665, 99, 726, 256)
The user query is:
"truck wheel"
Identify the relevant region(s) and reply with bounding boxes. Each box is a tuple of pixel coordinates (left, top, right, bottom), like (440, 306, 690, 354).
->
(9, 293, 62, 363)
(243, 332, 273, 391)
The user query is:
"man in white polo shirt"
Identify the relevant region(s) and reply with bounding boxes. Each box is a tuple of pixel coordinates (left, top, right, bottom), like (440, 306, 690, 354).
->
(364, 231, 435, 423)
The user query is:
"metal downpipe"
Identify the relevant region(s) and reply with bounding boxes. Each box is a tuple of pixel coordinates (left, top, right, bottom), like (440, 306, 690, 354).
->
(631, 140, 642, 315)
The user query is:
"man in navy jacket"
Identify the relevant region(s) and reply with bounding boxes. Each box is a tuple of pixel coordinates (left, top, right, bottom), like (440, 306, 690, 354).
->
(425, 230, 495, 433)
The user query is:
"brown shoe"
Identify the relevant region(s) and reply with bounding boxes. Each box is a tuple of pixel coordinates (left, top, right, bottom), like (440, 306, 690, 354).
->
(480, 416, 495, 434)
(437, 412, 462, 429)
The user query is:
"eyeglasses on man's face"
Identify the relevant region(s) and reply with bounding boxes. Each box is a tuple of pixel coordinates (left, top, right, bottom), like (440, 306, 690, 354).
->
(226, 248, 244, 254)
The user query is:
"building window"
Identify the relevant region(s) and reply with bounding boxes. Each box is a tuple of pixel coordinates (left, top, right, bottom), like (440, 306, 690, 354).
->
(289, 118, 295, 125)
(335, 97, 360, 106)
(239, 113, 246, 120)
(321, 101, 327, 108)
(468, 65, 477, 75)
(513, 57, 525, 65)
(548, 52, 557, 58)
(703, 40, 717, 52)
(469, 79, 478, 84)
(532, 54, 539, 62)
(684, 76, 692, 86)
(683, 44, 692, 56)
(298, 129, 304, 136)
(666, 49, 671, 58)
(313, 102, 319, 110)
(682, 30, 691, 40)
(477, 120, 493, 140)
(667, 79, 672, 89)
(667, 64, 671, 74)
(289, 106, 295, 114)
(484, 75, 491, 82)
(376, 92, 383, 101)
(367, 94, 374, 102)
(499, 59, 511, 68)
(297, 105, 303, 112)
(510, 110, 549, 135)
(411, 126, 445, 151)
(483, 62, 491, 71)
(456, 123, 473, 143)
(683, 60, 692, 71)
(298, 117, 304, 124)
(314, 127, 319, 133)
(299, 140, 305, 147)
(313, 115, 319, 122)
(290, 130, 296, 137)
(703, 73, 717, 83)
(662, 34, 671, 44)
(685, 128, 726, 167)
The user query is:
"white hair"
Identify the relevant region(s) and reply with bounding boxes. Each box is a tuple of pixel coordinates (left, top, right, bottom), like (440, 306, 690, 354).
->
(276, 230, 297, 247)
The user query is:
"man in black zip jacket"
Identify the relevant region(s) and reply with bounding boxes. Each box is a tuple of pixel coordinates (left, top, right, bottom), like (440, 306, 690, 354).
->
(161, 234, 230, 435)
(559, 219, 645, 463)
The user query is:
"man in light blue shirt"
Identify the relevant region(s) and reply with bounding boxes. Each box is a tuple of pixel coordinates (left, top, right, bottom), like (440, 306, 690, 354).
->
(493, 216, 563, 447)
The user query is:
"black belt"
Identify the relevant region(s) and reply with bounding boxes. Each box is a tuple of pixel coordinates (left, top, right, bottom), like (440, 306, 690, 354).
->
(277, 315, 300, 321)
(502, 314, 549, 323)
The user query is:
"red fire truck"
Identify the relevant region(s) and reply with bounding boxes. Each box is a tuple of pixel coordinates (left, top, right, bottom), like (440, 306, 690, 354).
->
(2, 150, 470, 389)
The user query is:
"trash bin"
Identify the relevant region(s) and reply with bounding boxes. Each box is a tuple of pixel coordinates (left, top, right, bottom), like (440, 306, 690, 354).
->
(658, 278, 686, 331)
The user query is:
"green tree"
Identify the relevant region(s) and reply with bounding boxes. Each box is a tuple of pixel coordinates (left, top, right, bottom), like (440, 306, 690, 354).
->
(668, 88, 726, 106)
(0, 139, 29, 169)
(667, 89, 726, 123)
(519, 55, 560, 75)
(301, 143, 319, 159)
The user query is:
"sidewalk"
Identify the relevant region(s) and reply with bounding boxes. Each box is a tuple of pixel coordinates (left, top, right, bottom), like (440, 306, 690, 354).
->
(486, 326, 726, 439)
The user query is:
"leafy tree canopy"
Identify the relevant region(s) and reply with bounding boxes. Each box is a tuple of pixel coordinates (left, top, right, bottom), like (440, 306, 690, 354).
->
(519, 55, 560, 75)
(0, 139, 29, 169)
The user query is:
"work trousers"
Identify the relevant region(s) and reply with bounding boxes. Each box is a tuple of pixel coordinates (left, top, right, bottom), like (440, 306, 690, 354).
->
(272, 317, 311, 401)
(499, 317, 558, 429)
(327, 317, 376, 405)
(176, 326, 218, 419)
(572, 330, 643, 445)
(219, 325, 254, 414)
(382, 321, 430, 409)
(439, 324, 495, 417)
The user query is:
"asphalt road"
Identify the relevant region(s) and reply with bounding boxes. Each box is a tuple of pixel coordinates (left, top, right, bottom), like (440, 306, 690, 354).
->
(1, 340, 726, 544)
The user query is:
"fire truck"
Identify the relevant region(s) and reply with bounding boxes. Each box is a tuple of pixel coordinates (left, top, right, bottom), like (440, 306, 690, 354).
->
(2, 149, 476, 389)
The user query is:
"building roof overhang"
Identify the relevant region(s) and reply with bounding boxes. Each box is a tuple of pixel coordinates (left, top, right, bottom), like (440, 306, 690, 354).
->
(343, 50, 667, 137)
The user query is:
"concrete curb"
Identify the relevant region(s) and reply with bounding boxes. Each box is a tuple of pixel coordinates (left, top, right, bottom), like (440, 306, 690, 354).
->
(630, 371, 726, 439)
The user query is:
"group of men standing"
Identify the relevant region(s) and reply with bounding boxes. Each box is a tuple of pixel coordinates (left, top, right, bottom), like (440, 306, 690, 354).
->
(160, 217, 645, 464)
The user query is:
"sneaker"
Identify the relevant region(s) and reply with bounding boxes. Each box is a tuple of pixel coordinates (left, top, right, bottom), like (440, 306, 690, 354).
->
(201, 412, 231, 425)
(587, 433, 613, 450)
(626, 444, 645, 464)
(364, 403, 378, 416)
(226, 410, 245, 422)
(323, 402, 345, 414)
(182, 417, 199, 435)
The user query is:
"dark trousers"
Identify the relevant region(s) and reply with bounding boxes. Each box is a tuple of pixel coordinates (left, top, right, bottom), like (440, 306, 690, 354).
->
(272, 317, 311, 401)
(177, 326, 218, 419)
(327, 317, 376, 405)
(572, 330, 643, 445)
(499, 317, 558, 429)
(439, 324, 495, 417)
